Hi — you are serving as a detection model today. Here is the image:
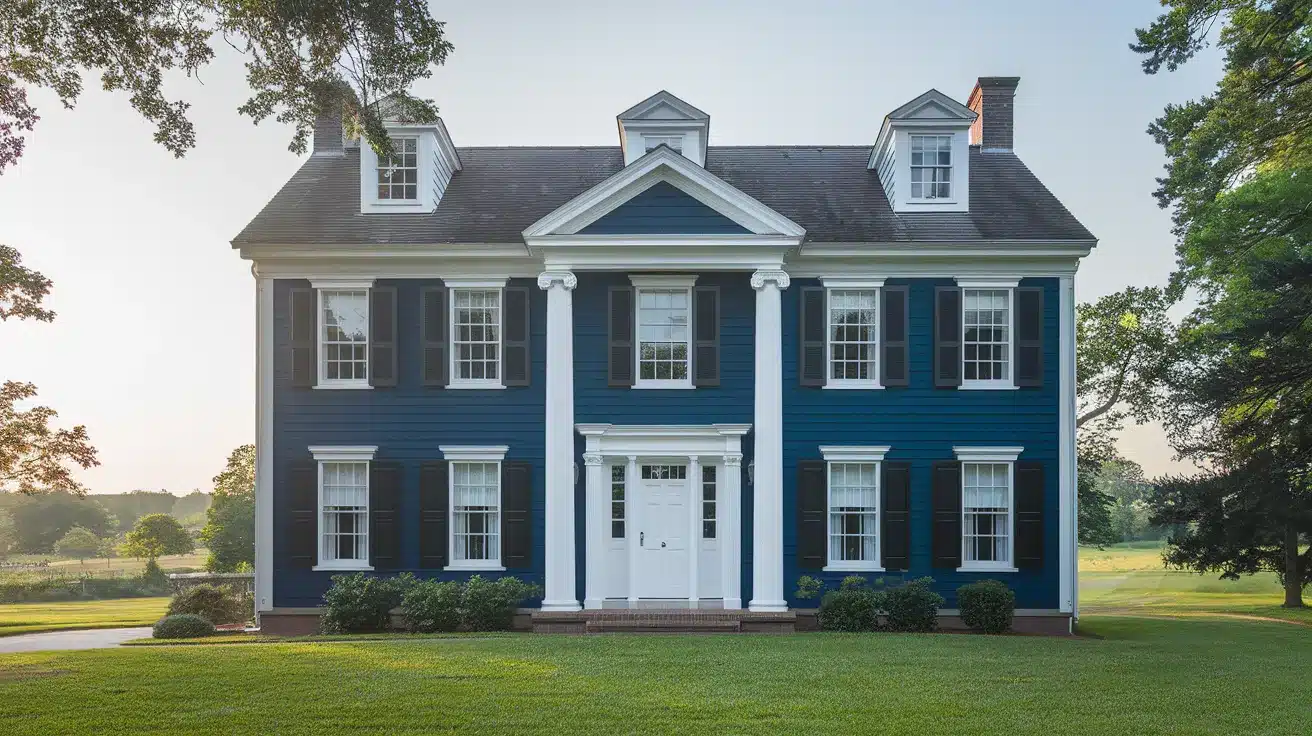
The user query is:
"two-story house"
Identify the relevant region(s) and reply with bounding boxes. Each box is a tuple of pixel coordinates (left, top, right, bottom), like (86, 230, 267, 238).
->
(234, 77, 1093, 635)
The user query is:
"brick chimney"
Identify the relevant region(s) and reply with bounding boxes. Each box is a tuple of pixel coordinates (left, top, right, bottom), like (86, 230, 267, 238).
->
(311, 99, 346, 157)
(967, 77, 1020, 151)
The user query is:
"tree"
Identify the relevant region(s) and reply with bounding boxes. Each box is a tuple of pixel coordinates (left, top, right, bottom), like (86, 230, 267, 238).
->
(201, 445, 255, 572)
(122, 513, 193, 563)
(0, 509, 16, 559)
(53, 525, 100, 563)
(7, 491, 113, 552)
(1, 1, 455, 173)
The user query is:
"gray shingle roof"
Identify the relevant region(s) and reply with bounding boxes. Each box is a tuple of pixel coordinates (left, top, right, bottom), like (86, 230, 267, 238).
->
(231, 145, 1094, 246)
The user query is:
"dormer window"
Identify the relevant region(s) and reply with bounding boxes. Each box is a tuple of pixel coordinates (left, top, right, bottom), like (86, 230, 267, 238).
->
(377, 137, 418, 201)
(644, 135, 684, 154)
(910, 135, 953, 200)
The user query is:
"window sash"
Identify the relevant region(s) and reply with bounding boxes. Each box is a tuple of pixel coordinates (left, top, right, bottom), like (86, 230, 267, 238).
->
(826, 288, 879, 384)
(962, 288, 1012, 384)
(319, 461, 369, 565)
(451, 461, 501, 565)
(962, 462, 1013, 566)
(635, 287, 691, 385)
(910, 135, 953, 200)
(319, 289, 369, 385)
(450, 288, 503, 384)
(377, 137, 419, 201)
(610, 464, 626, 539)
(702, 465, 717, 539)
(827, 462, 879, 566)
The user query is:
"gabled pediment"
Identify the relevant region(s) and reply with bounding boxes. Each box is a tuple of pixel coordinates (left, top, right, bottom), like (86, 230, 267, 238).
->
(886, 89, 978, 122)
(618, 91, 710, 121)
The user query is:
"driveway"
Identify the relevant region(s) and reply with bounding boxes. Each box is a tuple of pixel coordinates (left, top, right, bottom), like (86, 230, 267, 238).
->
(0, 627, 152, 653)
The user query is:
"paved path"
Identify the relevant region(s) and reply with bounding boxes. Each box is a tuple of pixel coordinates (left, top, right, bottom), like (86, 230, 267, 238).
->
(0, 627, 152, 653)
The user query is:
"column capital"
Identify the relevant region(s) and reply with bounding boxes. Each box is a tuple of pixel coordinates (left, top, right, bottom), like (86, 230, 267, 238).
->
(724, 453, 743, 467)
(537, 270, 577, 291)
(582, 452, 604, 466)
(751, 269, 790, 291)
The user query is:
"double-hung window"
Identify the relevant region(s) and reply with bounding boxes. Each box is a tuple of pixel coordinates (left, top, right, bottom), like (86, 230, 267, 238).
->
(910, 134, 953, 200)
(447, 280, 505, 388)
(309, 446, 377, 571)
(954, 446, 1022, 571)
(961, 285, 1013, 387)
(822, 279, 883, 388)
(820, 446, 889, 571)
(377, 136, 419, 201)
(441, 446, 508, 570)
(631, 275, 696, 389)
(701, 465, 717, 539)
(318, 288, 369, 387)
(610, 465, 626, 539)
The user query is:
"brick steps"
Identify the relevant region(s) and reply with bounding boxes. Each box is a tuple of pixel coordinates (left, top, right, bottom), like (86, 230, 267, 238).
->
(531, 609, 796, 634)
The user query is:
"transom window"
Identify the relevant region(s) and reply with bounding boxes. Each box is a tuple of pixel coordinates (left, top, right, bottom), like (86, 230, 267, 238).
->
(451, 461, 501, 566)
(910, 135, 953, 200)
(636, 288, 691, 385)
(828, 289, 878, 383)
(320, 290, 369, 385)
(610, 465, 626, 539)
(377, 137, 419, 200)
(702, 465, 717, 539)
(319, 461, 369, 566)
(640, 464, 687, 480)
(828, 462, 879, 568)
(963, 289, 1011, 383)
(451, 288, 502, 385)
(963, 462, 1012, 567)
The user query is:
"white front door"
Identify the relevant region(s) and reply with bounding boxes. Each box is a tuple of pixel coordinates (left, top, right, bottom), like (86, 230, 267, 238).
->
(635, 463, 689, 599)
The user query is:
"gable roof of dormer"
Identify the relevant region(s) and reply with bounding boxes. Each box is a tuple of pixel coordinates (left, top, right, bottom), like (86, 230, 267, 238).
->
(617, 91, 711, 166)
(869, 89, 978, 170)
(617, 90, 710, 121)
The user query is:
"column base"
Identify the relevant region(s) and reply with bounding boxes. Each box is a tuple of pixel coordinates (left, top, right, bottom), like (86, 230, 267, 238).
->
(540, 599, 582, 612)
(748, 599, 788, 613)
(723, 597, 743, 610)
(583, 598, 604, 610)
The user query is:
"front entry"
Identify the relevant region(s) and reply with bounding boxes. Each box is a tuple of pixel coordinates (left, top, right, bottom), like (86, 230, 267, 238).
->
(635, 464, 689, 599)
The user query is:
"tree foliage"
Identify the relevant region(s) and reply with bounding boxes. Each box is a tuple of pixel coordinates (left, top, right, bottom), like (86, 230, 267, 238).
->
(0, 509, 16, 559)
(201, 444, 254, 572)
(53, 525, 100, 562)
(0, 245, 54, 322)
(122, 513, 193, 562)
(0, 0, 455, 173)
(6, 491, 113, 553)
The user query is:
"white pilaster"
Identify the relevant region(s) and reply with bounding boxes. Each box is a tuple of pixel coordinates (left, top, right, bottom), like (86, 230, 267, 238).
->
(723, 453, 744, 609)
(687, 455, 701, 606)
(626, 454, 640, 605)
(749, 269, 789, 612)
(538, 270, 580, 611)
(255, 273, 274, 619)
(582, 452, 605, 610)
(1058, 274, 1077, 619)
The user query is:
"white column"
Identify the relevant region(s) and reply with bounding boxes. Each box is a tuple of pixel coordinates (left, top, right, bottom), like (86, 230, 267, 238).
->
(626, 455, 640, 606)
(723, 453, 743, 609)
(538, 271, 579, 611)
(582, 452, 605, 610)
(687, 455, 701, 607)
(749, 269, 789, 612)
(254, 273, 274, 620)
(1058, 274, 1077, 620)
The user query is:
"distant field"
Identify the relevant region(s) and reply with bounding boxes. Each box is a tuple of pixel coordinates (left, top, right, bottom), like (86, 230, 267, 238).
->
(0, 551, 209, 577)
(0, 598, 169, 637)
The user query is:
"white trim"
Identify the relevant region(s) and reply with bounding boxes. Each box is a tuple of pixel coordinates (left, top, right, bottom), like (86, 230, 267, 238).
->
(632, 279, 695, 390)
(955, 278, 1021, 288)
(312, 384, 374, 391)
(315, 286, 372, 390)
(956, 566, 1019, 573)
(953, 446, 1024, 462)
(820, 276, 886, 289)
(448, 285, 505, 389)
(819, 446, 892, 462)
(960, 284, 1016, 390)
(823, 284, 882, 390)
(309, 278, 376, 290)
(313, 563, 374, 572)
(309, 445, 379, 461)
(824, 458, 884, 572)
(825, 564, 885, 573)
(958, 383, 1019, 391)
(628, 274, 699, 289)
(439, 445, 510, 462)
(542, 271, 579, 611)
(445, 563, 507, 572)
(447, 458, 504, 570)
(255, 275, 274, 616)
(1059, 274, 1077, 616)
(442, 277, 510, 288)
(750, 269, 788, 612)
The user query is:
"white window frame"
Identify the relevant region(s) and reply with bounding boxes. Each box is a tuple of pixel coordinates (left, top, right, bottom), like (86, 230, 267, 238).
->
(309, 445, 378, 571)
(821, 277, 884, 389)
(376, 136, 420, 202)
(312, 279, 375, 390)
(954, 446, 1023, 573)
(630, 274, 697, 390)
(643, 134, 684, 153)
(446, 278, 508, 390)
(957, 279, 1019, 390)
(610, 464, 627, 540)
(441, 445, 509, 571)
(909, 134, 954, 201)
(701, 464, 717, 540)
(820, 446, 889, 572)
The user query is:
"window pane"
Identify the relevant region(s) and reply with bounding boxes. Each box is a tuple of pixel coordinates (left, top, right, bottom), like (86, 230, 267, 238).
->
(320, 461, 368, 563)
(376, 137, 419, 201)
(909, 135, 952, 199)
(828, 289, 877, 382)
(452, 289, 501, 382)
(828, 462, 878, 563)
(637, 287, 691, 383)
(702, 465, 717, 539)
(962, 289, 1010, 382)
(321, 291, 368, 383)
(610, 465, 626, 539)
(453, 461, 500, 563)
(963, 462, 1011, 565)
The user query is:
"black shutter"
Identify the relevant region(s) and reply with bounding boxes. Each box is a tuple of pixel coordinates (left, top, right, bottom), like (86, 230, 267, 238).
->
(693, 286, 720, 387)
(503, 286, 531, 387)
(882, 462, 911, 571)
(931, 461, 962, 568)
(370, 462, 402, 570)
(797, 461, 827, 570)
(421, 286, 448, 387)
(934, 287, 962, 388)
(799, 287, 826, 387)
(881, 286, 909, 387)
(419, 461, 449, 568)
(501, 461, 532, 569)
(608, 286, 635, 387)
(290, 287, 316, 388)
(369, 287, 397, 387)
(288, 462, 317, 569)
(1015, 461, 1045, 570)
(1016, 287, 1044, 388)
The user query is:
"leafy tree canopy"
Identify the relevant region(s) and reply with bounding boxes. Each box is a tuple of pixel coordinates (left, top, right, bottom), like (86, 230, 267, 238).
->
(122, 512, 194, 562)
(202, 445, 255, 572)
(7, 491, 113, 553)
(53, 525, 101, 562)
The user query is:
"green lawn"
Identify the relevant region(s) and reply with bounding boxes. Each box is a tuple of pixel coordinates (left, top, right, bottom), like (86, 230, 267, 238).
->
(0, 617, 1307, 734)
(0, 598, 169, 637)
(1, 551, 208, 576)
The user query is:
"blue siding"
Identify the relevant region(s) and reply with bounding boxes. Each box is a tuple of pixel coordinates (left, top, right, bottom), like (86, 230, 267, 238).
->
(580, 182, 750, 234)
(271, 279, 546, 608)
(781, 278, 1061, 610)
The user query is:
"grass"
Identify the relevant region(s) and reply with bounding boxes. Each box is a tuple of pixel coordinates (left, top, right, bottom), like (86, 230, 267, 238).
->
(0, 552, 209, 576)
(0, 617, 1307, 734)
(0, 598, 170, 637)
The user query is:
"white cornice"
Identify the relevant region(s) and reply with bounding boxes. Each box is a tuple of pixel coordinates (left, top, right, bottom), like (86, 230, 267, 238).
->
(820, 446, 892, 462)
(440, 445, 510, 461)
(629, 274, 699, 289)
(309, 445, 378, 461)
(953, 446, 1024, 462)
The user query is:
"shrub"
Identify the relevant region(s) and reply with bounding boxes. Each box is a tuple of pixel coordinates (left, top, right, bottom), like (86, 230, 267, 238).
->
(957, 579, 1015, 634)
(320, 573, 415, 633)
(152, 613, 216, 639)
(140, 559, 169, 592)
(167, 584, 248, 625)
(461, 576, 540, 631)
(794, 575, 823, 601)
(883, 577, 944, 633)
(818, 587, 882, 632)
(399, 579, 463, 633)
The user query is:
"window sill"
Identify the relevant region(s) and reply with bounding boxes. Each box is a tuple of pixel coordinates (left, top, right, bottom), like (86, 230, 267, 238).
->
(313, 564, 373, 572)
(633, 380, 695, 390)
(446, 381, 506, 390)
(445, 563, 506, 572)
(823, 564, 884, 573)
(956, 565, 1019, 573)
(314, 383, 373, 390)
(958, 382, 1018, 391)
(906, 198, 959, 205)
(823, 382, 883, 390)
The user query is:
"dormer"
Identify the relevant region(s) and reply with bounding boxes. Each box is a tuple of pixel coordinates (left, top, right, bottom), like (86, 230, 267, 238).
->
(352, 111, 462, 215)
(868, 88, 977, 214)
(617, 91, 710, 166)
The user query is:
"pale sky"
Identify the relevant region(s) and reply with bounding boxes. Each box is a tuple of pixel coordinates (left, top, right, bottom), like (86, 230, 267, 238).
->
(0, 1, 1217, 493)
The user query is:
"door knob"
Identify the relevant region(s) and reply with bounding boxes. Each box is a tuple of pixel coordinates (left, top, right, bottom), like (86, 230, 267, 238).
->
(661, 541, 667, 548)
(640, 532, 644, 546)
